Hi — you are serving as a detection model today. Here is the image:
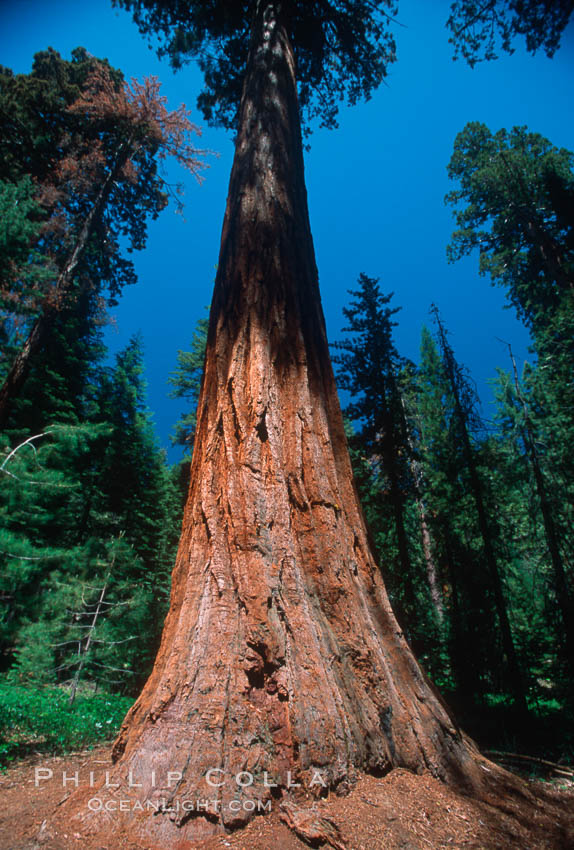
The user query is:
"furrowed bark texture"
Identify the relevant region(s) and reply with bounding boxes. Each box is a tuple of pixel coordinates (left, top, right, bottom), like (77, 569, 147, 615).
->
(56, 2, 481, 845)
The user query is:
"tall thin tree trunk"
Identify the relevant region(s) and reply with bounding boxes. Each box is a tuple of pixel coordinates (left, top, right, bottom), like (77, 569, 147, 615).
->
(0, 146, 129, 427)
(68, 581, 108, 707)
(55, 2, 482, 843)
(443, 532, 485, 708)
(385, 436, 418, 628)
(401, 392, 443, 624)
(507, 345, 574, 678)
(415, 479, 443, 623)
(434, 312, 527, 715)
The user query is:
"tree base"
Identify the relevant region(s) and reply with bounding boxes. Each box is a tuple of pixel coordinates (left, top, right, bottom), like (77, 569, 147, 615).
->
(34, 747, 574, 850)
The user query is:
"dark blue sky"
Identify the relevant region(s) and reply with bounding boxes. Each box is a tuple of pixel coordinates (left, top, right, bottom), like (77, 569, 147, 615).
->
(1, 1, 573, 457)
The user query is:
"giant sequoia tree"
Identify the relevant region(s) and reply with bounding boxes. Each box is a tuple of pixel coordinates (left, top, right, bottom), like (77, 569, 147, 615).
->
(447, 0, 574, 66)
(50, 0, 525, 844)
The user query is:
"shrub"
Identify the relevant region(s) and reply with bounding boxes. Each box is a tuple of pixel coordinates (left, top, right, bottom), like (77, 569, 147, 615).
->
(0, 679, 133, 767)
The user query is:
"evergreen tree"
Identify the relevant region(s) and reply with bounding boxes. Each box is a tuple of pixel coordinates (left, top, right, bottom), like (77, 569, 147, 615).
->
(115, 0, 398, 133)
(6, 287, 106, 435)
(0, 424, 110, 677)
(494, 352, 574, 693)
(430, 306, 527, 713)
(98, 336, 178, 574)
(0, 50, 196, 686)
(168, 312, 209, 455)
(447, 0, 573, 66)
(41, 0, 573, 842)
(445, 121, 574, 702)
(416, 325, 491, 704)
(0, 178, 54, 371)
(332, 275, 423, 643)
(0, 49, 207, 422)
(445, 121, 574, 407)
(0, 329, 181, 691)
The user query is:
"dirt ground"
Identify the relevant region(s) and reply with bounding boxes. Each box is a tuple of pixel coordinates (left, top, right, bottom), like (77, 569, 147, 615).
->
(1, 746, 573, 850)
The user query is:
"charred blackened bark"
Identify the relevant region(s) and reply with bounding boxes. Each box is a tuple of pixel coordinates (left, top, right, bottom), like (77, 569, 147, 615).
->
(53, 2, 483, 844)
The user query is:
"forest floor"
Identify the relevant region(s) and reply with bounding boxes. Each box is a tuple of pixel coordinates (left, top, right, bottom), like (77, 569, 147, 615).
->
(1, 746, 573, 850)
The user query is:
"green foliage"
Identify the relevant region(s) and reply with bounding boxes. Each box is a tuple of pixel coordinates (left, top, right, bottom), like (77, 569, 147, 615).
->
(336, 279, 574, 741)
(0, 425, 106, 655)
(0, 46, 193, 758)
(446, 122, 574, 338)
(0, 679, 133, 766)
(0, 49, 130, 308)
(0, 332, 181, 694)
(0, 47, 208, 430)
(415, 324, 492, 699)
(2, 17, 574, 772)
(0, 178, 44, 287)
(0, 178, 55, 366)
(0, 48, 205, 312)
(447, 1, 573, 66)
(333, 276, 440, 661)
(0, 327, 180, 712)
(445, 122, 574, 441)
(168, 312, 208, 454)
(493, 359, 574, 688)
(114, 0, 398, 132)
(6, 289, 106, 429)
(445, 125, 574, 704)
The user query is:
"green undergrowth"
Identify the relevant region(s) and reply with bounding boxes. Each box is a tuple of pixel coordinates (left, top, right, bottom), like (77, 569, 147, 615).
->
(0, 679, 133, 768)
(444, 689, 574, 772)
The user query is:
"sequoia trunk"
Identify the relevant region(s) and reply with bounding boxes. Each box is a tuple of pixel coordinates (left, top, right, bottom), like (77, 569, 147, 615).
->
(57, 2, 482, 844)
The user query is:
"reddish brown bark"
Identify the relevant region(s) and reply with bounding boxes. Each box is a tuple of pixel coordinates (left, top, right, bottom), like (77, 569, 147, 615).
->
(52, 2, 484, 845)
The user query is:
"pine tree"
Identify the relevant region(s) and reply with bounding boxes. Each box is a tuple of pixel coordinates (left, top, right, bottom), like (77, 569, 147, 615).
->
(0, 423, 110, 677)
(416, 325, 490, 705)
(332, 275, 420, 641)
(0, 322, 180, 691)
(98, 337, 178, 571)
(0, 49, 208, 423)
(167, 313, 209, 453)
(431, 306, 527, 714)
(445, 121, 574, 424)
(494, 350, 574, 693)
